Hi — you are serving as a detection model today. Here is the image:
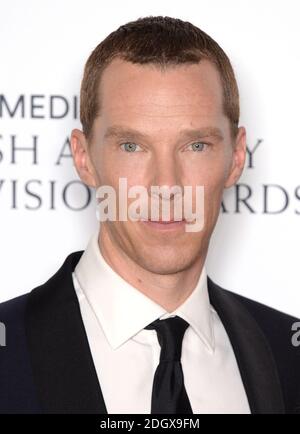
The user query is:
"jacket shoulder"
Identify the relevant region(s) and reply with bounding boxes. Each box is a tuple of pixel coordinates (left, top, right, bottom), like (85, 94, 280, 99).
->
(0, 251, 84, 413)
(225, 287, 299, 332)
(209, 278, 300, 414)
(0, 292, 29, 325)
(208, 277, 299, 332)
(0, 292, 41, 413)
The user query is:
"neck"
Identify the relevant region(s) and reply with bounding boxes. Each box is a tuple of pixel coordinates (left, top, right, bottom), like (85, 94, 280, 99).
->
(98, 225, 206, 313)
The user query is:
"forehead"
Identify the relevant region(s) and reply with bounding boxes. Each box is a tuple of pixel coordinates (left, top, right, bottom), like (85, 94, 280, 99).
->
(98, 58, 224, 119)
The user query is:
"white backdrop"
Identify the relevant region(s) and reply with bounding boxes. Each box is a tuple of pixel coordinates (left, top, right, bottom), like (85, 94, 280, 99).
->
(0, 0, 299, 317)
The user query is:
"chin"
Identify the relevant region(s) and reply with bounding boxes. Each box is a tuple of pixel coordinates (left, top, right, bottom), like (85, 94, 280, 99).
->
(134, 246, 199, 275)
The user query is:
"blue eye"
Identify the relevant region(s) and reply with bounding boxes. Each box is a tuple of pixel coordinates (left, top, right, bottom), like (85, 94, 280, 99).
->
(190, 142, 206, 152)
(120, 142, 142, 152)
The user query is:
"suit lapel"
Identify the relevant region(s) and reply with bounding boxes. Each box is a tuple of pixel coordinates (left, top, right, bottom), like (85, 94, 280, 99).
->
(207, 277, 285, 414)
(25, 250, 108, 414)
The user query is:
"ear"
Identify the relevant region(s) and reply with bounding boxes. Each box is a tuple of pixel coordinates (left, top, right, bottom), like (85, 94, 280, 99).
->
(70, 128, 97, 188)
(224, 126, 247, 188)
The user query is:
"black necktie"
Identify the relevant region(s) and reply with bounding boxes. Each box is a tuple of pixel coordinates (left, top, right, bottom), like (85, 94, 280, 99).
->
(144, 315, 193, 414)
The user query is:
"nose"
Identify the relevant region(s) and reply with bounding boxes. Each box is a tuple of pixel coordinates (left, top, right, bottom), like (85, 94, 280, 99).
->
(148, 152, 184, 220)
(150, 151, 181, 192)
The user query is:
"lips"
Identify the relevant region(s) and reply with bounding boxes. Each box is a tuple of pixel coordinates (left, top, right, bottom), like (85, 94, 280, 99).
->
(140, 218, 187, 231)
(140, 219, 185, 223)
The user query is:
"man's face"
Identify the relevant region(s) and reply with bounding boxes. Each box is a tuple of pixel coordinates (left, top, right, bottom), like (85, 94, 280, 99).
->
(72, 57, 246, 274)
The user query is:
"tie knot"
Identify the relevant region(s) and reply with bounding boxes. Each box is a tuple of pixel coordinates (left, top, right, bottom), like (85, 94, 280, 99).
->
(144, 315, 190, 362)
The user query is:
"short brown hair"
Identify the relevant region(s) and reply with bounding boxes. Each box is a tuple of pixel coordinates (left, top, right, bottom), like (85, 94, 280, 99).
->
(80, 15, 240, 141)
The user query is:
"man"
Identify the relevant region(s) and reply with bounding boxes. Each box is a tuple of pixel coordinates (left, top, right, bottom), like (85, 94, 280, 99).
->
(0, 15, 299, 414)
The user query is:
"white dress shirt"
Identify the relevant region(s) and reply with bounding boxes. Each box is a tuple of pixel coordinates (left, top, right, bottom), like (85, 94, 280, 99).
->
(72, 227, 251, 414)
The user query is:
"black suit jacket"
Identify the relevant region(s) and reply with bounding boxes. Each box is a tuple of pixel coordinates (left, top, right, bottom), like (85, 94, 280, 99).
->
(0, 250, 299, 414)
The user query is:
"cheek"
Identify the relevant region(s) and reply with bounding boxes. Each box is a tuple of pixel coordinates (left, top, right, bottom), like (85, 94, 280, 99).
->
(201, 179, 225, 233)
(187, 163, 227, 223)
(185, 162, 227, 199)
(99, 151, 147, 186)
(184, 145, 232, 182)
(204, 164, 227, 200)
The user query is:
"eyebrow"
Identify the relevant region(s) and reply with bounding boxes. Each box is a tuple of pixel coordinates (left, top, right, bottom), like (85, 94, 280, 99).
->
(103, 125, 224, 141)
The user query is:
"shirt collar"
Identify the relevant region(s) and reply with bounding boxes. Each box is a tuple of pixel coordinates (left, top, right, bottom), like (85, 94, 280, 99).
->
(74, 226, 215, 352)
